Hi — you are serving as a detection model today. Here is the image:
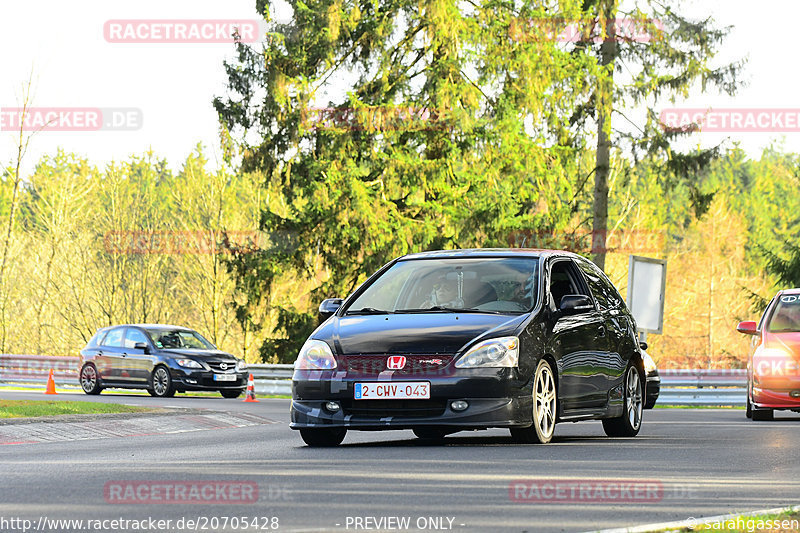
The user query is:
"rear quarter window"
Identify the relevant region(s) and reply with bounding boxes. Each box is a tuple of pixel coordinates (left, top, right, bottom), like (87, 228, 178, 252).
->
(576, 258, 625, 310)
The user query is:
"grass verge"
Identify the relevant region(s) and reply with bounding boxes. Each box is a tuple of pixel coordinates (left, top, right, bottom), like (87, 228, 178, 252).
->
(0, 400, 155, 418)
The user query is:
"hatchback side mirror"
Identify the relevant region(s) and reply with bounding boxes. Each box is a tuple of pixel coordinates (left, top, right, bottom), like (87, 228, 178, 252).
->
(736, 321, 759, 335)
(319, 298, 343, 319)
(559, 294, 594, 315)
(134, 342, 150, 354)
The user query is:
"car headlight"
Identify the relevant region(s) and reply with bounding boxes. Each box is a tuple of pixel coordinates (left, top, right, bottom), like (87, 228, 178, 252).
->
(753, 347, 797, 377)
(295, 339, 337, 370)
(455, 336, 519, 368)
(176, 358, 203, 369)
(236, 359, 247, 372)
(642, 353, 657, 374)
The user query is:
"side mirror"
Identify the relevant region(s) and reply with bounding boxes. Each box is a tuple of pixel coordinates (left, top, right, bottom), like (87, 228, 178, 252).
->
(559, 294, 594, 315)
(639, 341, 648, 351)
(736, 321, 759, 335)
(319, 298, 343, 319)
(134, 342, 150, 354)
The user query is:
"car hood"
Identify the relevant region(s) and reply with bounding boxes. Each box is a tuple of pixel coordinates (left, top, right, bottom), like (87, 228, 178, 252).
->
(160, 349, 237, 361)
(322, 313, 529, 355)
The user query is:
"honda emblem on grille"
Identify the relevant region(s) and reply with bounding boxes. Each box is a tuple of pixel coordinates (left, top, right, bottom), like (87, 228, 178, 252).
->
(386, 356, 406, 370)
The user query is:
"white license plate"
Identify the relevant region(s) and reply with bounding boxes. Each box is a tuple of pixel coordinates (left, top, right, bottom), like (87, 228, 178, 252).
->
(213, 374, 237, 382)
(354, 382, 430, 400)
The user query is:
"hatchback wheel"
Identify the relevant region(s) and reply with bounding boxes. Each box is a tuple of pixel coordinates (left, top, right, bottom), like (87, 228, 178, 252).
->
(603, 364, 644, 437)
(299, 428, 346, 447)
(79, 364, 102, 395)
(150, 366, 175, 398)
(745, 385, 753, 419)
(413, 428, 448, 442)
(752, 408, 774, 421)
(511, 358, 557, 444)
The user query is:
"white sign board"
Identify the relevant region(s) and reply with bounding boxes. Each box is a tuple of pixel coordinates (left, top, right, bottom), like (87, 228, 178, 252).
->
(626, 255, 666, 334)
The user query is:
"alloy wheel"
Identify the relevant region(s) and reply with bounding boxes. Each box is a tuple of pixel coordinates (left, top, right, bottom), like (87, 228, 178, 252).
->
(625, 366, 643, 431)
(534, 362, 557, 440)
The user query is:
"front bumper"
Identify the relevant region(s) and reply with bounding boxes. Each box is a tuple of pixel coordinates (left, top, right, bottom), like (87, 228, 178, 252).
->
(290, 369, 531, 430)
(169, 368, 248, 391)
(645, 374, 660, 408)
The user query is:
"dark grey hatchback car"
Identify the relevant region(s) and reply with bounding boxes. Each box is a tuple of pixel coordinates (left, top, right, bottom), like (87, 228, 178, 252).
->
(79, 324, 247, 398)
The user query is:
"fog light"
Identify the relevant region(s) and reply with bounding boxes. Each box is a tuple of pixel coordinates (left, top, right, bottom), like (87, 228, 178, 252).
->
(451, 400, 468, 411)
(325, 401, 341, 412)
(791, 391, 800, 398)
(186, 379, 197, 384)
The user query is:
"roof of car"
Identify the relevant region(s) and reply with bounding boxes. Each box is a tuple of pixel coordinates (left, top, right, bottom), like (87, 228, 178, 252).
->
(97, 324, 194, 331)
(778, 288, 800, 295)
(399, 248, 580, 260)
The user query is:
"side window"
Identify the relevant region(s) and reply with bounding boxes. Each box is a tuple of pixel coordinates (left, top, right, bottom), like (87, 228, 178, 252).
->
(124, 328, 149, 349)
(549, 260, 590, 308)
(101, 328, 125, 348)
(87, 330, 106, 348)
(576, 258, 624, 310)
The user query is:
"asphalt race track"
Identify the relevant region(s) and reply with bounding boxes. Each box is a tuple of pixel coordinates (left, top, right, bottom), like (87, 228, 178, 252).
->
(1, 390, 799, 533)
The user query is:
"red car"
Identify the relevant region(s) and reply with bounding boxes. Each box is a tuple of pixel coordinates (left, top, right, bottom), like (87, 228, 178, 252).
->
(737, 288, 800, 420)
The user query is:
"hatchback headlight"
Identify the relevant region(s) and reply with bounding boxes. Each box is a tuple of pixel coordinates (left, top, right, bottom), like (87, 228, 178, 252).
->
(236, 359, 247, 372)
(295, 339, 337, 370)
(455, 336, 519, 368)
(642, 353, 657, 374)
(176, 358, 203, 369)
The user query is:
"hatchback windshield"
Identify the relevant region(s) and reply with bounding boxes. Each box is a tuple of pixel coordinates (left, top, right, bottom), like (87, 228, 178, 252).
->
(145, 328, 215, 349)
(768, 295, 800, 333)
(345, 257, 539, 314)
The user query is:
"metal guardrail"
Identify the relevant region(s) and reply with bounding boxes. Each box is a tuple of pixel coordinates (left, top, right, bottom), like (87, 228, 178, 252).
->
(658, 369, 746, 406)
(0, 355, 747, 405)
(0, 355, 293, 395)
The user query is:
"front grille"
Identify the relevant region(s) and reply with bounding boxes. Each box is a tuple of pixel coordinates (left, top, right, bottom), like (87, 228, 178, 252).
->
(207, 361, 237, 372)
(345, 354, 454, 376)
(342, 399, 447, 418)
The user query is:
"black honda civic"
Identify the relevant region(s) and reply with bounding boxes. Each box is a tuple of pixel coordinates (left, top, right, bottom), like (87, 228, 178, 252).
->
(291, 249, 646, 446)
(78, 324, 247, 398)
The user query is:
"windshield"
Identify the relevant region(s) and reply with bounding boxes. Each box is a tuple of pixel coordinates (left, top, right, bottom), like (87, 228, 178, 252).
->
(345, 257, 539, 314)
(145, 328, 215, 349)
(768, 295, 800, 333)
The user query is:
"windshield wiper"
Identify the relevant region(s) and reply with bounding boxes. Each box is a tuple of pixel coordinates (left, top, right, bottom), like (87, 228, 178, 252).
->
(346, 307, 393, 315)
(395, 306, 491, 314)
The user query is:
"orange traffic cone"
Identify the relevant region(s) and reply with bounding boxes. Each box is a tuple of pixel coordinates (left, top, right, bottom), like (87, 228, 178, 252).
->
(45, 369, 57, 395)
(243, 373, 259, 403)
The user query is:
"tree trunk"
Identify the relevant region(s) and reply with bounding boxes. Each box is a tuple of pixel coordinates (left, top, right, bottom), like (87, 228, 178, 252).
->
(591, 0, 618, 271)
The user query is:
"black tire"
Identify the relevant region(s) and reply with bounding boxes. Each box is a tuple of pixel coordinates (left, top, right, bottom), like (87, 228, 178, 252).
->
(413, 428, 448, 442)
(220, 389, 242, 399)
(746, 387, 753, 419)
(603, 364, 644, 437)
(150, 366, 175, 398)
(752, 408, 774, 421)
(510, 358, 557, 444)
(299, 428, 346, 447)
(79, 364, 102, 395)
